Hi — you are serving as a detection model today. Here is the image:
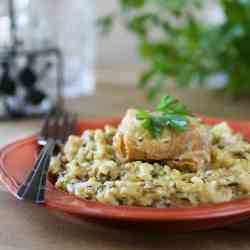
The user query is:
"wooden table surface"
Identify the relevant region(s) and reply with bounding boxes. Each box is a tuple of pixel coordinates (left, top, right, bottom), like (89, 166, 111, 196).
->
(1, 81, 250, 250)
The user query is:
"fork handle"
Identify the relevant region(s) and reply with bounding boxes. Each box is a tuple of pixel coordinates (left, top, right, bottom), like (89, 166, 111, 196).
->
(16, 140, 55, 201)
(36, 142, 56, 203)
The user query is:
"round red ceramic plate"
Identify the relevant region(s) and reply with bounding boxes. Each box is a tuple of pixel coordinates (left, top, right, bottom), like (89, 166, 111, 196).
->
(2, 116, 250, 232)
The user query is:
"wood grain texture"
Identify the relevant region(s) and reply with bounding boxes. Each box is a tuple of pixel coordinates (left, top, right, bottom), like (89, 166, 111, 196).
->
(0, 191, 250, 250)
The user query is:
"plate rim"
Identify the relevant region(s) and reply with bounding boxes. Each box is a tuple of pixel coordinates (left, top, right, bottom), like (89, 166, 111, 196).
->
(1, 116, 250, 222)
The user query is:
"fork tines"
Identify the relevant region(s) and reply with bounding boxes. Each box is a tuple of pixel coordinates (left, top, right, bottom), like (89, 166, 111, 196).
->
(16, 110, 77, 203)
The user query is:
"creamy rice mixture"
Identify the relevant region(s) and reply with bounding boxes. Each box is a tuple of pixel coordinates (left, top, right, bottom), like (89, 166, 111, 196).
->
(49, 123, 250, 207)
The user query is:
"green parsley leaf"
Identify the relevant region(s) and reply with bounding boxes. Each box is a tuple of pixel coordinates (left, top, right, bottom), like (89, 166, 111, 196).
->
(136, 94, 192, 137)
(136, 108, 150, 120)
(156, 95, 178, 112)
(163, 114, 189, 132)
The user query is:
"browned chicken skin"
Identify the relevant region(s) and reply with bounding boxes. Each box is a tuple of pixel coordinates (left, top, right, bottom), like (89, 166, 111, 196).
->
(113, 109, 211, 170)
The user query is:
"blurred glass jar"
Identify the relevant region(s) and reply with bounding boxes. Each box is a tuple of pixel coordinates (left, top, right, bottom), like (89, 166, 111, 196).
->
(26, 0, 96, 97)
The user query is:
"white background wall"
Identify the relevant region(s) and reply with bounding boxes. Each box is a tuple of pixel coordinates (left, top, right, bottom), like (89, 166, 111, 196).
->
(96, 0, 141, 69)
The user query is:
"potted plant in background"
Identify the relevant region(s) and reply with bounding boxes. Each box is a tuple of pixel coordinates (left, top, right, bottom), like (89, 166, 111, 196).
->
(98, 0, 250, 100)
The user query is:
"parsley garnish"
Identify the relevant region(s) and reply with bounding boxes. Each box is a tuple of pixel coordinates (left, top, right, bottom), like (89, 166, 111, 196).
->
(136, 95, 192, 137)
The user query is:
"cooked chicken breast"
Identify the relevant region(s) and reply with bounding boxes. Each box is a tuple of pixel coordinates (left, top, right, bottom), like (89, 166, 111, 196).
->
(113, 109, 211, 170)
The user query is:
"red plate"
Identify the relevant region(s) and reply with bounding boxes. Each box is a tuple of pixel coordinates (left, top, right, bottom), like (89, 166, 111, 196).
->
(1, 116, 250, 232)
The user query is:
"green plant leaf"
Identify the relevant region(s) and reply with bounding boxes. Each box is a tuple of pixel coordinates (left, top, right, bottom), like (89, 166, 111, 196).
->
(146, 76, 165, 100)
(120, 0, 146, 10)
(127, 13, 160, 36)
(163, 114, 189, 131)
(96, 15, 114, 35)
(138, 69, 157, 89)
(136, 94, 191, 137)
(136, 108, 150, 120)
(98, 0, 250, 99)
(156, 95, 177, 112)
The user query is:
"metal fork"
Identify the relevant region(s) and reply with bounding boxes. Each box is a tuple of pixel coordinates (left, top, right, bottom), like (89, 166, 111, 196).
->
(16, 110, 77, 203)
